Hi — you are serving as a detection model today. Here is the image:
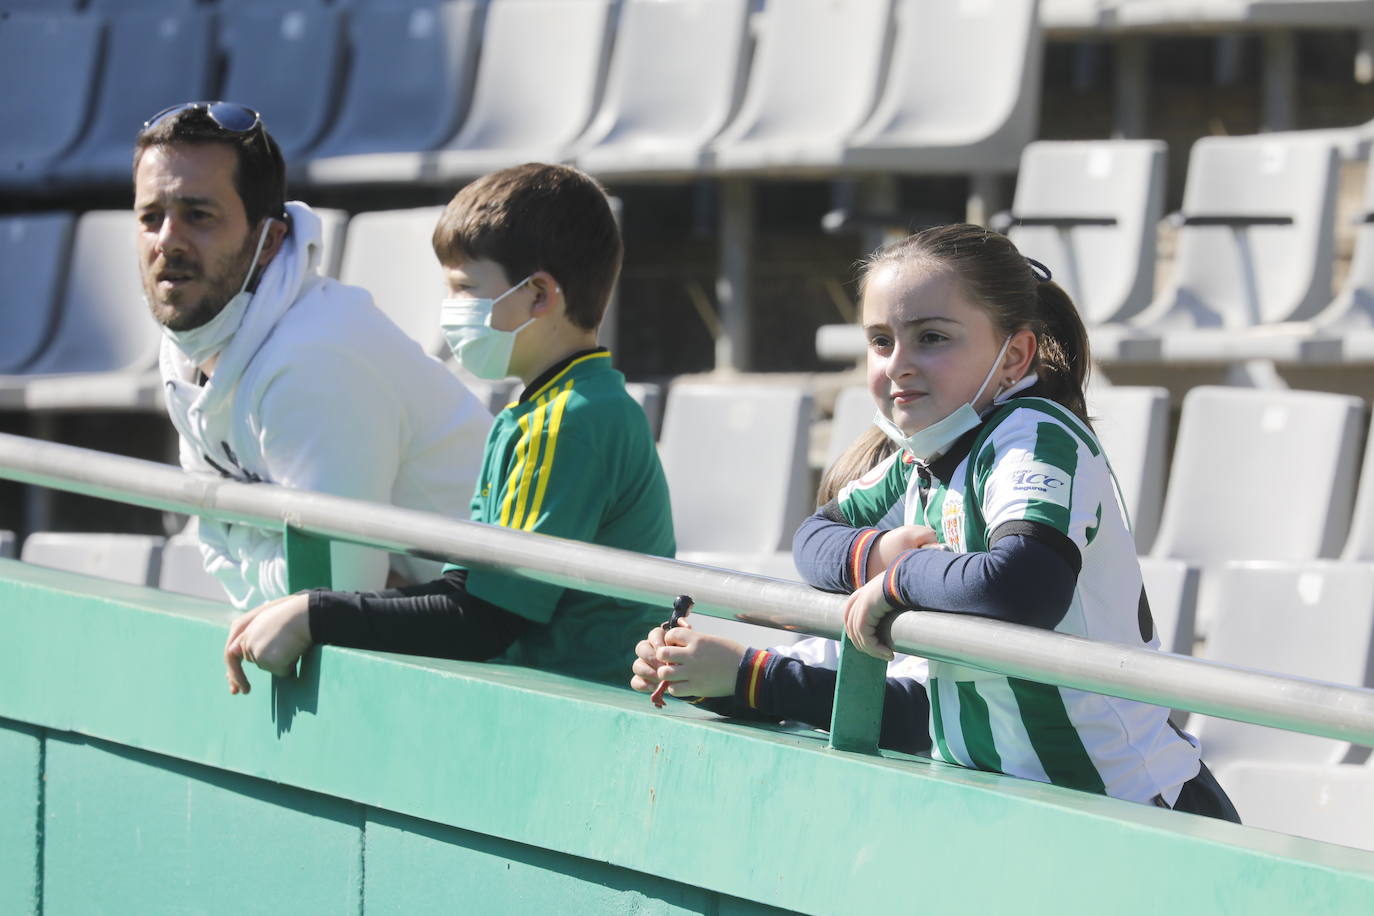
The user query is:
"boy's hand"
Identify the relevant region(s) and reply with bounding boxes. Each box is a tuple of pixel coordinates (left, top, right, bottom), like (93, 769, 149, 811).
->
(866, 525, 939, 581)
(844, 574, 898, 661)
(224, 592, 313, 694)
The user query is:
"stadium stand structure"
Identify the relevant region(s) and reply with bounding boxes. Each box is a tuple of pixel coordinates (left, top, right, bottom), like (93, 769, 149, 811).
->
(20, 532, 166, 588)
(0, 531, 13, 559)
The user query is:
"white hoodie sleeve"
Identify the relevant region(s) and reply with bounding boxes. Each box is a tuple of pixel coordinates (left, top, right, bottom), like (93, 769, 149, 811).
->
(204, 351, 404, 608)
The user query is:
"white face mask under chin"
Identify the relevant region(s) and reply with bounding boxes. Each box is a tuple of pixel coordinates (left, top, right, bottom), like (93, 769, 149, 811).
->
(158, 219, 274, 368)
(872, 335, 1014, 465)
(439, 275, 536, 380)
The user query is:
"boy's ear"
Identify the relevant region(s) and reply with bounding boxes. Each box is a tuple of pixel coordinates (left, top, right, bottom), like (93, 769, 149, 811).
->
(528, 271, 564, 317)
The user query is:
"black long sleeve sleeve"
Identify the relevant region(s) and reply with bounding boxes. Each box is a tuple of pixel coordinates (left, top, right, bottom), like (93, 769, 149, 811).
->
(308, 566, 530, 661)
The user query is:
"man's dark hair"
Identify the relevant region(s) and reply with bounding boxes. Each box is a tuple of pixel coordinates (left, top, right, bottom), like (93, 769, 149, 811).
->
(432, 163, 623, 332)
(133, 105, 287, 229)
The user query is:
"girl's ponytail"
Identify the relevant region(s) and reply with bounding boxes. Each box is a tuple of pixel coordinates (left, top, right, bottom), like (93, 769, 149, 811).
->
(1032, 279, 1092, 426)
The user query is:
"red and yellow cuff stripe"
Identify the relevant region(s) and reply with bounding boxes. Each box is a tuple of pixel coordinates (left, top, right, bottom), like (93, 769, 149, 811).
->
(883, 548, 918, 608)
(744, 649, 772, 710)
(849, 527, 881, 589)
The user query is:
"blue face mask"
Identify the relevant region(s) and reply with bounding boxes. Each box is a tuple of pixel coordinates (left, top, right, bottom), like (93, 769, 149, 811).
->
(439, 275, 535, 380)
(872, 335, 1013, 465)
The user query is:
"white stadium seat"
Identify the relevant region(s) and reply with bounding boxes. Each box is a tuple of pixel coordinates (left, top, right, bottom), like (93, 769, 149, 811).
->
(1087, 385, 1169, 553)
(336, 206, 448, 357)
(1214, 761, 1374, 852)
(21, 532, 166, 588)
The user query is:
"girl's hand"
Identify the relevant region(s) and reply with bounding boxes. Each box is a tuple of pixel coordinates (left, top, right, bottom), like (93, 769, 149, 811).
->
(635, 625, 746, 699)
(630, 622, 676, 693)
(844, 574, 898, 661)
(866, 525, 939, 581)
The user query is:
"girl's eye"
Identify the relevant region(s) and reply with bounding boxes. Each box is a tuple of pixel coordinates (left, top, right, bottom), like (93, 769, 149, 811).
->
(918, 331, 948, 345)
(867, 334, 893, 351)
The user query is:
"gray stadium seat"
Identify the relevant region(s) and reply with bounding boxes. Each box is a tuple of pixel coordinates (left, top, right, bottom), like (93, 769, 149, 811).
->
(659, 383, 815, 555)
(0, 531, 14, 559)
(311, 207, 350, 279)
(1, 0, 83, 8)
(0, 213, 73, 373)
(710, 0, 890, 172)
(1340, 417, 1374, 562)
(0, 12, 102, 188)
(1005, 140, 1167, 327)
(1311, 147, 1374, 361)
(0, 210, 160, 411)
(1118, 0, 1374, 29)
(158, 531, 230, 602)
(1214, 761, 1374, 851)
(310, 0, 614, 184)
(1189, 560, 1374, 771)
(624, 382, 664, 441)
(217, 4, 345, 161)
(1153, 387, 1362, 566)
(86, 0, 198, 9)
(20, 532, 166, 588)
(1137, 557, 1199, 656)
(841, 0, 1044, 174)
(572, 0, 752, 178)
(50, 8, 215, 187)
(825, 385, 877, 470)
(1087, 385, 1169, 553)
(336, 206, 448, 356)
(1094, 134, 1341, 363)
(305, 0, 481, 178)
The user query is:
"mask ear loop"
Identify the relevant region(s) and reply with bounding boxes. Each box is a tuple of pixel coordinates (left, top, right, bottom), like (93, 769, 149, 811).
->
(238, 219, 275, 297)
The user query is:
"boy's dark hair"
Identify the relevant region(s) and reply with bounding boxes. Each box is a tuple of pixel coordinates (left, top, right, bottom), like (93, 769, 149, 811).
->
(133, 106, 287, 230)
(432, 163, 623, 332)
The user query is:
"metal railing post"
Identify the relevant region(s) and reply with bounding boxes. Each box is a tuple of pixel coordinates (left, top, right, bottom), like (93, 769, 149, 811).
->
(828, 634, 887, 754)
(284, 525, 332, 593)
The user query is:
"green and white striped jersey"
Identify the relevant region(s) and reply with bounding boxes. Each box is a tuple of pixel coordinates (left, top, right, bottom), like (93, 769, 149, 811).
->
(836, 397, 1201, 804)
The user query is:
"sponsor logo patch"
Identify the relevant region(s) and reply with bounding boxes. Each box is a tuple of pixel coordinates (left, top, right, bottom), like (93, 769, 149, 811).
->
(1008, 460, 1071, 507)
(941, 493, 964, 552)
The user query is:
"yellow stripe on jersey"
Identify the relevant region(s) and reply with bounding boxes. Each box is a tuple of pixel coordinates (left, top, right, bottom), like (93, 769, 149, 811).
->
(524, 350, 608, 402)
(523, 381, 574, 530)
(508, 394, 552, 529)
(500, 398, 543, 527)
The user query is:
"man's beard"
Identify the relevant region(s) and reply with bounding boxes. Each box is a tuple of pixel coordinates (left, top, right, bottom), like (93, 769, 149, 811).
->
(144, 230, 260, 332)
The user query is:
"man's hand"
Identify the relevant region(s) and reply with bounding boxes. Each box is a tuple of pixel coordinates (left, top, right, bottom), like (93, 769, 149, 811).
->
(224, 592, 313, 695)
(866, 525, 939, 581)
(844, 574, 898, 661)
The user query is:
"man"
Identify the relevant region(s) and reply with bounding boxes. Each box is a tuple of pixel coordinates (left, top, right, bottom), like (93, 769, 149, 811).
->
(134, 101, 490, 607)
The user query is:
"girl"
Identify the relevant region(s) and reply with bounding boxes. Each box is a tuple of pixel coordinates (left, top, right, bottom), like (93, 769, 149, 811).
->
(632, 224, 1239, 821)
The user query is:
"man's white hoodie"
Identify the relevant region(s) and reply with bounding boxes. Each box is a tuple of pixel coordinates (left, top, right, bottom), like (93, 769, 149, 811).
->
(160, 202, 491, 608)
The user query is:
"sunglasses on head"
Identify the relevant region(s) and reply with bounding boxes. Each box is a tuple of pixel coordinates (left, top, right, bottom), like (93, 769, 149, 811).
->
(143, 101, 264, 135)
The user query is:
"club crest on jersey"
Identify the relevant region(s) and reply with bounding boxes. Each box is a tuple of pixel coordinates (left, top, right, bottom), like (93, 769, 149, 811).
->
(941, 493, 964, 552)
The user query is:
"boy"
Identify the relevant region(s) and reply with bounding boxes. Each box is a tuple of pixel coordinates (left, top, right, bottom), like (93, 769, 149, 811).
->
(224, 163, 675, 689)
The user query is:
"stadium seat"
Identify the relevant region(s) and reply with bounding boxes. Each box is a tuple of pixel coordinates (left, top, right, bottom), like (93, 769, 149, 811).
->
(710, 0, 890, 172)
(1153, 387, 1361, 566)
(85, 0, 198, 10)
(1214, 760, 1374, 851)
(0, 531, 14, 559)
(50, 7, 216, 188)
(20, 532, 166, 588)
(1137, 556, 1199, 656)
(1340, 417, 1374, 562)
(217, 3, 345, 161)
(336, 206, 448, 356)
(303, 0, 482, 182)
(1188, 560, 1374, 771)
(840, 0, 1044, 175)
(572, 0, 751, 177)
(1087, 385, 1168, 552)
(310, 0, 615, 184)
(0, 12, 103, 189)
(825, 385, 877, 470)
(312, 207, 350, 279)
(624, 382, 664, 441)
(1310, 146, 1374, 361)
(659, 383, 815, 555)
(158, 530, 229, 602)
(1004, 140, 1167, 327)
(1117, 0, 1374, 29)
(1093, 134, 1341, 363)
(0, 212, 74, 374)
(0, 210, 162, 411)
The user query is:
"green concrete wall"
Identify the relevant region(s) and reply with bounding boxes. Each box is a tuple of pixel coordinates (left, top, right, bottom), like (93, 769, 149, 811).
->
(3, 557, 1374, 915)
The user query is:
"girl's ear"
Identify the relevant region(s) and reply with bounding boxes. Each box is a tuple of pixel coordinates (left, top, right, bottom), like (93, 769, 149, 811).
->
(1002, 328, 1037, 386)
(528, 271, 563, 317)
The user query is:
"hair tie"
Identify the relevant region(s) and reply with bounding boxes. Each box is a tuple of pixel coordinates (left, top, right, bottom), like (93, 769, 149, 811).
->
(1026, 258, 1052, 283)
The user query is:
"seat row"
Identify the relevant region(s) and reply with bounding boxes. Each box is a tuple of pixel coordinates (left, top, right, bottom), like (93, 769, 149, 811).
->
(818, 132, 1374, 367)
(1, 0, 1041, 192)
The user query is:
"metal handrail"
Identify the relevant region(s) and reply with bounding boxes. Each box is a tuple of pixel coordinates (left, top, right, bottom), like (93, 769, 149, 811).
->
(1, 430, 1373, 748)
